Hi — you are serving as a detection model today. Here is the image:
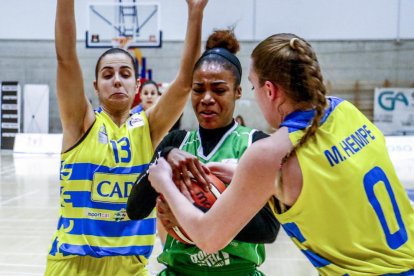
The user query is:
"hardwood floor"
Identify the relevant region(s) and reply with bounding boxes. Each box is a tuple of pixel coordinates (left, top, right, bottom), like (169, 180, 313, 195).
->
(0, 151, 316, 275)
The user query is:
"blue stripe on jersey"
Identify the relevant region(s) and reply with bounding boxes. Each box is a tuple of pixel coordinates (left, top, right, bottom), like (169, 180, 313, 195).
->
(59, 244, 154, 258)
(302, 249, 330, 268)
(280, 96, 343, 133)
(63, 191, 129, 210)
(59, 217, 156, 236)
(48, 236, 59, 256)
(283, 222, 306, 243)
(61, 163, 148, 181)
(283, 222, 331, 268)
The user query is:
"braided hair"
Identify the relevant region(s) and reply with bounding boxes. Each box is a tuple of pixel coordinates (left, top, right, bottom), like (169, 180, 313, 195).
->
(251, 33, 327, 209)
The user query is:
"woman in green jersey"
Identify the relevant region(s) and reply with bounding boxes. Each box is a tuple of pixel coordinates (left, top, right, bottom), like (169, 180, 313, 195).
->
(127, 29, 279, 276)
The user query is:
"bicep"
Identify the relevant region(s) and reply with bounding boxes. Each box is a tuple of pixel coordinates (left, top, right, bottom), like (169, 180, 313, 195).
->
(57, 62, 95, 151)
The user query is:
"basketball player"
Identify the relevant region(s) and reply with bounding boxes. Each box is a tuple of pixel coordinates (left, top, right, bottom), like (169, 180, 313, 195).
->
(127, 30, 280, 275)
(148, 33, 414, 275)
(45, 0, 208, 275)
(131, 80, 162, 114)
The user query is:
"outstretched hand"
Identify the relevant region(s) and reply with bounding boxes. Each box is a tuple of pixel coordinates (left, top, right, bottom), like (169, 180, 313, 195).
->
(186, 0, 208, 10)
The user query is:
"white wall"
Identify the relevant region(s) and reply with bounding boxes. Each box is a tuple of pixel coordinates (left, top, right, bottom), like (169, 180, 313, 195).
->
(0, 0, 413, 41)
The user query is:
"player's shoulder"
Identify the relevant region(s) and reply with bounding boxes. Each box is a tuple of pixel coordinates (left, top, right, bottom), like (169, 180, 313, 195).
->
(244, 128, 290, 166)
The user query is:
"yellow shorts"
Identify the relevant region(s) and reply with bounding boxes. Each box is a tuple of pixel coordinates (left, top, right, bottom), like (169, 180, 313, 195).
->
(44, 255, 149, 276)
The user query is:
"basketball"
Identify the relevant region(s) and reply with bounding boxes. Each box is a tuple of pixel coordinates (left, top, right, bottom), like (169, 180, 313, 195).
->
(165, 173, 227, 244)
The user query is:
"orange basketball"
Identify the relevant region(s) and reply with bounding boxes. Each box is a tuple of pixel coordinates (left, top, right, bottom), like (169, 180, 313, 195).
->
(165, 173, 227, 244)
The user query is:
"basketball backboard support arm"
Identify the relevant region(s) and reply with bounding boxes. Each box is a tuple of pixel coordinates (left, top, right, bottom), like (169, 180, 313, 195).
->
(86, 1, 162, 49)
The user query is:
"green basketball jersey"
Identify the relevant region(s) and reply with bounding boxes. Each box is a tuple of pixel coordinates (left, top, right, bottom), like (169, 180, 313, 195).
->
(157, 124, 266, 275)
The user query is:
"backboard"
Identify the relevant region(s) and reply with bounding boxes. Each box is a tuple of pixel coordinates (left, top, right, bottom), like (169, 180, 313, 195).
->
(86, 1, 162, 49)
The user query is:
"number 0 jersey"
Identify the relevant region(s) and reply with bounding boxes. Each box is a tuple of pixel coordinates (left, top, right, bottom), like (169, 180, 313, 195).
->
(48, 109, 156, 260)
(273, 97, 414, 275)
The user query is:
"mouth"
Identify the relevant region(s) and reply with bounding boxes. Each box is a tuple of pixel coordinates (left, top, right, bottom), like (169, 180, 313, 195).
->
(199, 110, 217, 119)
(111, 92, 128, 98)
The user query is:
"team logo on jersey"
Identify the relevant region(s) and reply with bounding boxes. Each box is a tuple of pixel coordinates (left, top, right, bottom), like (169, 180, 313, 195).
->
(91, 172, 138, 204)
(189, 250, 230, 267)
(114, 208, 127, 222)
(85, 209, 111, 219)
(127, 113, 145, 129)
(98, 125, 108, 144)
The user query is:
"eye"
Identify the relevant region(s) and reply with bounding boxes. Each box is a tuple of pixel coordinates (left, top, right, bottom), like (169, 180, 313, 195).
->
(192, 87, 204, 94)
(251, 86, 255, 91)
(121, 71, 131, 78)
(214, 88, 226, 94)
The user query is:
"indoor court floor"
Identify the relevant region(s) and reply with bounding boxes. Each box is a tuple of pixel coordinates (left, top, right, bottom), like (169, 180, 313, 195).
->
(0, 150, 316, 275)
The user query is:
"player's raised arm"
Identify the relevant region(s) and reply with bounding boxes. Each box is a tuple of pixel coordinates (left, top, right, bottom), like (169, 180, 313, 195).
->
(146, 0, 207, 148)
(55, 0, 94, 151)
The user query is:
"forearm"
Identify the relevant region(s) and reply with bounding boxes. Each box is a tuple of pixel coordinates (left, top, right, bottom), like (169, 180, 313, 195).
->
(234, 203, 280, 243)
(173, 3, 204, 89)
(127, 173, 158, 220)
(127, 131, 186, 219)
(148, 3, 205, 145)
(55, 0, 77, 62)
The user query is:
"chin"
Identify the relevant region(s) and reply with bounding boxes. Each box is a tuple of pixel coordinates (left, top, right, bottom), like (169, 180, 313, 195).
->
(199, 120, 219, 129)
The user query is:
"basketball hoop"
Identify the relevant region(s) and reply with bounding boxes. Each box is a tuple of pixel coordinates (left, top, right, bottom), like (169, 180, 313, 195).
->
(111, 36, 133, 50)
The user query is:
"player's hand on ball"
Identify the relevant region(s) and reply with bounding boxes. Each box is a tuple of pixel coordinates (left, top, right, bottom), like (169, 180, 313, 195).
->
(157, 196, 181, 229)
(166, 148, 210, 192)
(206, 162, 236, 184)
(148, 158, 173, 194)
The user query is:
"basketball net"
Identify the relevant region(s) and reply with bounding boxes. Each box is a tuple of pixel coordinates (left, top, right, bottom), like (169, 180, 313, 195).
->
(111, 36, 133, 50)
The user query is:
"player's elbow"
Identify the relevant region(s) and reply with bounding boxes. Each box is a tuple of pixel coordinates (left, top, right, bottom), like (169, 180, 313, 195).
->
(198, 242, 225, 255)
(196, 235, 228, 254)
(126, 202, 148, 220)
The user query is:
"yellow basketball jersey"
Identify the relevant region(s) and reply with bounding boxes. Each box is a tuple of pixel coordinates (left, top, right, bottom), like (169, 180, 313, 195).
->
(48, 109, 156, 260)
(274, 97, 414, 275)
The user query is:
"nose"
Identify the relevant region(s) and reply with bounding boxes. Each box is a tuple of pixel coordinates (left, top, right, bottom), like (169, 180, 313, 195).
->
(114, 73, 122, 87)
(201, 91, 214, 105)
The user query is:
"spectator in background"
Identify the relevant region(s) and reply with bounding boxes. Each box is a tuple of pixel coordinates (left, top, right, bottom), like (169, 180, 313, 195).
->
(131, 80, 162, 113)
(235, 114, 246, 126)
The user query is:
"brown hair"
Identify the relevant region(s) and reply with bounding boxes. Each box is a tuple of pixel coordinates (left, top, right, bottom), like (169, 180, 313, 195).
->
(95, 48, 136, 80)
(194, 29, 241, 86)
(251, 33, 327, 207)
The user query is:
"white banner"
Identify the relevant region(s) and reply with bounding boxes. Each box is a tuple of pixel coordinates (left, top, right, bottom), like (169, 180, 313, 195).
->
(374, 88, 414, 135)
(386, 136, 414, 203)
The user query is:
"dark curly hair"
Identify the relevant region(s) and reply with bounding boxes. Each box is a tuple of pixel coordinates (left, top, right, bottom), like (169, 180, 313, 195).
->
(194, 29, 241, 86)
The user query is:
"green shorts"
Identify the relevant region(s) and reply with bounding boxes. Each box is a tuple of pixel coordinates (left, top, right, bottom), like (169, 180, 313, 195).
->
(157, 265, 265, 276)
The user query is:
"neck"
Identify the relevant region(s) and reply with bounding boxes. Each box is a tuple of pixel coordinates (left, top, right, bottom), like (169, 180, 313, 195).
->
(100, 106, 131, 127)
(198, 120, 235, 156)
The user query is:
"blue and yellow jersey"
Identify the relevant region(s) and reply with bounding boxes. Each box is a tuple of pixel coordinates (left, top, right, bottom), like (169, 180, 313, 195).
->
(274, 97, 414, 275)
(48, 109, 156, 260)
